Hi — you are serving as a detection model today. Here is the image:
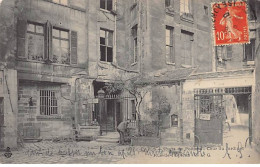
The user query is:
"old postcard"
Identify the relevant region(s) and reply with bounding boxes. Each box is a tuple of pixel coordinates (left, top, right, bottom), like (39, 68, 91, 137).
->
(0, 0, 260, 164)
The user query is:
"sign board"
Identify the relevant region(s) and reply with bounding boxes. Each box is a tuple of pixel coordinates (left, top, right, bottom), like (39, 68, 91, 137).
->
(87, 98, 99, 104)
(199, 114, 210, 121)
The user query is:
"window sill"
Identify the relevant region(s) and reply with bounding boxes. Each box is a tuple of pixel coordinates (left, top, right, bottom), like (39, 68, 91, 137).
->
(165, 7, 175, 16)
(180, 13, 194, 23)
(131, 62, 137, 66)
(17, 58, 78, 67)
(42, 0, 86, 12)
(166, 62, 175, 66)
(100, 8, 113, 14)
(36, 115, 62, 121)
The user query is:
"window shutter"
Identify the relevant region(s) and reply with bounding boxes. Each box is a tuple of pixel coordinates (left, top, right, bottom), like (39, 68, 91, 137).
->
(71, 31, 78, 65)
(17, 19, 27, 58)
(44, 21, 52, 60)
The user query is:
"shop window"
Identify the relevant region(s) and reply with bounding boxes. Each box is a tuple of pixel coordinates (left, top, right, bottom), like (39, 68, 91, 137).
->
(171, 114, 178, 127)
(100, 29, 113, 62)
(100, 0, 113, 11)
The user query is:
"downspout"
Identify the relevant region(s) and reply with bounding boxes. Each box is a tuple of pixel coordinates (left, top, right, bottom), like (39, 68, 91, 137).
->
(180, 81, 184, 144)
(114, 0, 117, 64)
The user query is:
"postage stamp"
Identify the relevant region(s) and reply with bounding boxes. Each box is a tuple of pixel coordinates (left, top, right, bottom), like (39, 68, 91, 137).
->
(211, 0, 249, 46)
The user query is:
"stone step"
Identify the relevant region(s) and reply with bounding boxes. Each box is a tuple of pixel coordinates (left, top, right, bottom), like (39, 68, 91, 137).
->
(96, 138, 119, 143)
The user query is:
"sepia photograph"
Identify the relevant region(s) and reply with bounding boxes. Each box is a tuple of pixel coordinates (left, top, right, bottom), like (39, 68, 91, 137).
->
(0, 0, 259, 164)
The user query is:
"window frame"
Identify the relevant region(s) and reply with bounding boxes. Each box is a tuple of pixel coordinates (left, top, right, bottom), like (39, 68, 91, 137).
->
(171, 114, 178, 127)
(165, 26, 175, 64)
(26, 22, 45, 62)
(100, 0, 113, 11)
(52, 27, 70, 65)
(180, 0, 192, 14)
(38, 88, 60, 116)
(132, 25, 138, 65)
(244, 39, 255, 62)
(100, 28, 113, 63)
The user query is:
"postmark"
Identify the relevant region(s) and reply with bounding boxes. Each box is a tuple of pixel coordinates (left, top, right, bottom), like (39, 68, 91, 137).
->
(212, 0, 249, 46)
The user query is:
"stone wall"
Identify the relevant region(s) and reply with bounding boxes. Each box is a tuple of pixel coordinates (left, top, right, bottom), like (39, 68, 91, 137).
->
(17, 81, 74, 140)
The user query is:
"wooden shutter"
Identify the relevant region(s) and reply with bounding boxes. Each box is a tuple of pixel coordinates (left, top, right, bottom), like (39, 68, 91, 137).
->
(17, 19, 27, 58)
(71, 31, 78, 65)
(44, 21, 52, 60)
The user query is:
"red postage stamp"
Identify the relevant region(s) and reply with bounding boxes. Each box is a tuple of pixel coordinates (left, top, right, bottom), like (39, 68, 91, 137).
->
(212, 0, 249, 46)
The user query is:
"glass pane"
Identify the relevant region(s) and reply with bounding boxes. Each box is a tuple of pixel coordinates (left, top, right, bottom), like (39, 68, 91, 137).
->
(166, 46, 171, 55)
(27, 34, 44, 61)
(61, 40, 69, 49)
(107, 47, 113, 62)
(165, 0, 170, 7)
(108, 31, 113, 46)
(60, 0, 68, 5)
(60, 31, 69, 39)
(53, 29, 60, 38)
(100, 29, 105, 38)
(107, 0, 113, 11)
(100, 45, 106, 61)
(27, 24, 35, 32)
(100, 0, 106, 9)
(61, 47, 70, 64)
(52, 38, 60, 63)
(36, 25, 43, 34)
(100, 37, 105, 45)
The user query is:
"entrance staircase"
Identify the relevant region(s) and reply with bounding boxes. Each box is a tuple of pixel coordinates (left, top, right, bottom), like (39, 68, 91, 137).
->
(96, 132, 119, 143)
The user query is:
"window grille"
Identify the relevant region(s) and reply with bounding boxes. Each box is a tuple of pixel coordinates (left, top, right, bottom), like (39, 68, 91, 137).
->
(40, 90, 58, 115)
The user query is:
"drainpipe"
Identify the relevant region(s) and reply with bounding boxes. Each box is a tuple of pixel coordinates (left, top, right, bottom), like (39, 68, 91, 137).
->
(180, 81, 184, 144)
(114, 0, 117, 64)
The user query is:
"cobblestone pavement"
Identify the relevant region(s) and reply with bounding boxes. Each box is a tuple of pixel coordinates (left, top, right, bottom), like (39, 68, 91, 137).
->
(0, 140, 259, 164)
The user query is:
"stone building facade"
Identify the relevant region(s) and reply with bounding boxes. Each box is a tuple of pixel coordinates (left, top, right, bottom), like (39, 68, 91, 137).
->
(0, 0, 259, 150)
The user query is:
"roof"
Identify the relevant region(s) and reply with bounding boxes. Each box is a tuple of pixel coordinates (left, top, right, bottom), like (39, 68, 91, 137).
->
(136, 67, 195, 85)
(188, 68, 254, 80)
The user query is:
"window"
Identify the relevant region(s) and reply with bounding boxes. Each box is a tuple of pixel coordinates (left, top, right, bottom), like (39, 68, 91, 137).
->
(131, 100, 136, 120)
(181, 30, 193, 65)
(17, 20, 78, 65)
(53, 0, 68, 6)
(100, 0, 113, 11)
(52, 28, 70, 64)
(26, 23, 45, 61)
(171, 114, 178, 127)
(180, 0, 191, 14)
(216, 45, 232, 62)
(132, 25, 138, 64)
(100, 29, 113, 62)
(165, 0, 174, 8)
(166, 26, 175, 64)
(244, 39, 255, 61)
(40, 90, 58, 115)
(204, 6, 208, 15)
